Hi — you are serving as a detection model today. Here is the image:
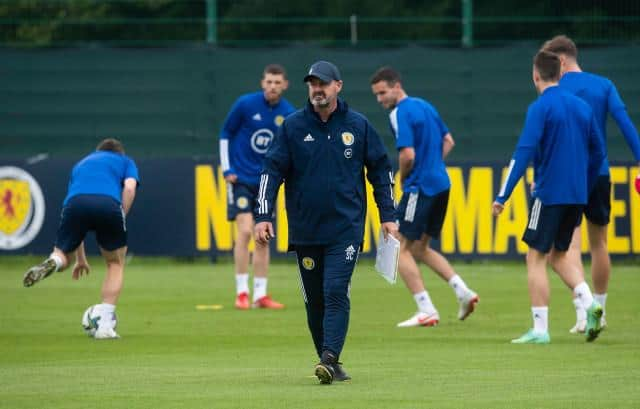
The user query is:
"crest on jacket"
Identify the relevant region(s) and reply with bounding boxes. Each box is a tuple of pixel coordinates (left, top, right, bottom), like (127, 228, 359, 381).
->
(341, 132, 354, 146)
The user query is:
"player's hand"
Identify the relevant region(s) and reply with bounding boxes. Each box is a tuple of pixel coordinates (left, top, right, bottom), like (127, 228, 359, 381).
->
(72, 260, 90, 280)
(635, 172, 640, 195)
(381, 221, 399, 240)
(492, 201, 504, 216)
(255, 221, 275, 245)
(224, 173, 238, 183)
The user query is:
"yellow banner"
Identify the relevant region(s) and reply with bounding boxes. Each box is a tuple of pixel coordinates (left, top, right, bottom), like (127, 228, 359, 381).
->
(195, 165, 640, 256)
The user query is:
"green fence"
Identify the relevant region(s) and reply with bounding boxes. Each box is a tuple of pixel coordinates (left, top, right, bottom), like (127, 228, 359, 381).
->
(1, 0, 640, 47)
(2, 45, 640, 161)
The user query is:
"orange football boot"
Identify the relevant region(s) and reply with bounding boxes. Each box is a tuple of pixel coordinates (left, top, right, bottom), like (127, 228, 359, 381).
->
(235, 292, 250, 310)
(252, 295, 285, 309)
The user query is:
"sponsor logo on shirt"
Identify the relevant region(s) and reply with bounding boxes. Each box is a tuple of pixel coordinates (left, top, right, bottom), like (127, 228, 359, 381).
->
(252, 113, 262, 121)
(303, 134, 315, 142)
(250, 128, 275, 154)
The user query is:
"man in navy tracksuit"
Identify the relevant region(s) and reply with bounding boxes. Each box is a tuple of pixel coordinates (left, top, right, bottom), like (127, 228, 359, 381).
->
(254, 61, 397, 384)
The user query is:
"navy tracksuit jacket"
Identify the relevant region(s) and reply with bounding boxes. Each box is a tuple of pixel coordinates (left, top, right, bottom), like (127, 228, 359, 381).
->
(255, 98, 395, 359)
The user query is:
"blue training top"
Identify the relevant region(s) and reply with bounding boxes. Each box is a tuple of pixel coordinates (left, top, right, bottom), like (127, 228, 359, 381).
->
(219, 92, 295, 186)
(560, 71, 640, 175)
(64, 151, 140, 205)
(390, 96, 451, 195)
(496, 86, 605, 206)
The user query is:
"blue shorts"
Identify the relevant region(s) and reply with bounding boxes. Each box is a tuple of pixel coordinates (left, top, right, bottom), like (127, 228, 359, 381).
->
(227, 182, 257, 221)
(55, 195, 127, 252)
(396, 190, 449, 240)
(582, 175, 611, 226)
(523, 198, 583, 253)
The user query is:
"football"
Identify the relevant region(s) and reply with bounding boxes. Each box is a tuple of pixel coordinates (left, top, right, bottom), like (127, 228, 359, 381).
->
(81, 305, 117, 337)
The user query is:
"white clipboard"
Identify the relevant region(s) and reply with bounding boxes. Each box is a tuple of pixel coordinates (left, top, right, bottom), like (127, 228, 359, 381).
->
(374, 231, 399, 284)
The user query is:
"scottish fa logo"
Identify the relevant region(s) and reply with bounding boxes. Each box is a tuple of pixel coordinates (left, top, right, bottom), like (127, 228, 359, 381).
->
(341, 132, 354, 146)
(0, 167, 45, 250)
(236, 197, 249, 210)
(345, 244, 356, 261)
(250, 128, 275, 154)
(302, 257, 315, 270)
(274, 115, 285, 127)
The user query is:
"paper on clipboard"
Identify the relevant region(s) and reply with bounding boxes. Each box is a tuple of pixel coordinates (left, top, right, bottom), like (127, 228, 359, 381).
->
(375, 231, 399, 284)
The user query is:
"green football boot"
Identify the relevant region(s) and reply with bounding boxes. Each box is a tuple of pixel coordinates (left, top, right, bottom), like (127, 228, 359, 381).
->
(511, 329, 550, 344)
(585, 302, 604, 342)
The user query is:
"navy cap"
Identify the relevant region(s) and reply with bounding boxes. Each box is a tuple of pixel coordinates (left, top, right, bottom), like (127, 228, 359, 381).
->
(303, 60, 342, 83)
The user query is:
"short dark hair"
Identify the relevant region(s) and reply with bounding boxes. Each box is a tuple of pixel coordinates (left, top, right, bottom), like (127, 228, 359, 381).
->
(370, 66, 402, 86)
(263, 64, 287, 79)
(533, 50, 561, 82)
(96, 138, 125, 154)
(541, 35, 578, 59)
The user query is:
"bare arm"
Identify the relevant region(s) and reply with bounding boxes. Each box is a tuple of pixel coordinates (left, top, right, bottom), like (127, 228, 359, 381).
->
(442, 132, 455, 158)
(121, 178, 137, 215)
(398, 147, 415, 184)
(75, 241, 87, 263)
(72, 241, 90, 280)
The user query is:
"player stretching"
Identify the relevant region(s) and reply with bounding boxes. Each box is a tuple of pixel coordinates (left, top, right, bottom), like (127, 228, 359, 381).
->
(23, 138, 139, 339)
(371, 66, 479, 328)
(219, 64, 295, 310)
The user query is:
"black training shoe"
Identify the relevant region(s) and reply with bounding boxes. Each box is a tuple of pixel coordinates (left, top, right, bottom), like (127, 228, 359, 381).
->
(315, 351, 338, 384)
(332, 362, 351, 382)
(314, 362, 334, 384)
(23, 258, 57, 287)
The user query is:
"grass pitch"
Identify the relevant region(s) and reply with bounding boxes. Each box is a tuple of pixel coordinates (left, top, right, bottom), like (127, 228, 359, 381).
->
(1, 256, 639, 409)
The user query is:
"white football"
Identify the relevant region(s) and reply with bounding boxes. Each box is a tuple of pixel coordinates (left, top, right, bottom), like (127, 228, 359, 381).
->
(81, 305, 117, 337)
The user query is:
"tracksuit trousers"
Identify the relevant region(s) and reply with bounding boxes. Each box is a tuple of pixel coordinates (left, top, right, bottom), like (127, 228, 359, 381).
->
(295, 242, 360, 360)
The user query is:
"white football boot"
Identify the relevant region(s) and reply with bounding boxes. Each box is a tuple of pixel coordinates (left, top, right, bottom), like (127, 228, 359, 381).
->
(569, 319, 586, 334)
(458, 290, 479, 320)
(397, 311, 440, 328)
(94, 327, 120, 340)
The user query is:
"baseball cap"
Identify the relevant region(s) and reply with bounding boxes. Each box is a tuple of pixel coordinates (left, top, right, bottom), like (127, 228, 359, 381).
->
(303, 61, 342, 83)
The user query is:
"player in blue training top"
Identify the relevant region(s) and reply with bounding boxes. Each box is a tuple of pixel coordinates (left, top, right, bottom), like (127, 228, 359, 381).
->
(23, 138, 140, 339)
(370, 66, 479, 328)
(493, 51, 606, 344)
(219, 64, 295, 310)
(542, 35, 640, 333)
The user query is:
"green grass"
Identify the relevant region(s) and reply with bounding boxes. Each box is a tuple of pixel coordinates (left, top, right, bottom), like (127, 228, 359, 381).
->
(1, 256, 639, 409)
